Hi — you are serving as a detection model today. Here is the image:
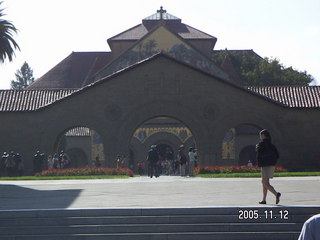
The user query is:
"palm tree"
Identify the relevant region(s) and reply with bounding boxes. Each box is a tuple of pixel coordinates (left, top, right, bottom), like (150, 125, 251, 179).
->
(0, 1, 20, 63)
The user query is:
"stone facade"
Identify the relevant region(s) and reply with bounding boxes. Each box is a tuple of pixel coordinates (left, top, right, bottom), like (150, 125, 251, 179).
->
(1, 55, 320, 174)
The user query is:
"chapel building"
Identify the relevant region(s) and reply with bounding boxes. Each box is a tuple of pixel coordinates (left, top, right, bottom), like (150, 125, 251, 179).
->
(0, 7, 319, 174)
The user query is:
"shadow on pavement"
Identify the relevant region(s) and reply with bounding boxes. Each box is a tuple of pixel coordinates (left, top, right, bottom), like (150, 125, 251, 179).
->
(0, 184, 82, 210)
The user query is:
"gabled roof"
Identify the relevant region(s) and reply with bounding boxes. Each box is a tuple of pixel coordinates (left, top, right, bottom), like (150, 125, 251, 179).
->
(108, 8, 216, 42)
(94, 24, 230, 82)
(27, 52, 112, 89)
(1, 54, 319, 113)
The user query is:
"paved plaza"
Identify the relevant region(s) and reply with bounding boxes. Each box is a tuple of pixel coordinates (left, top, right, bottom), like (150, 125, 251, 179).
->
(0, 176, 319, 210)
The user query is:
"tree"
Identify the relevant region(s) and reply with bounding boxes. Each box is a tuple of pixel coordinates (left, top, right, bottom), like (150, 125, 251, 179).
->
(212, 50, 314, 86)
(0, 1, 20, 63)
(11, 61, 35, 89)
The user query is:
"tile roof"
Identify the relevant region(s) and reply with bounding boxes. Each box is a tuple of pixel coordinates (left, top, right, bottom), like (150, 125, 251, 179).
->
(0, 89, 77, 112)
(1, 55, 319, 112)
(27, 52, 112, 89)
(1, 85, 319, 113)
(248, 86, 320, 108)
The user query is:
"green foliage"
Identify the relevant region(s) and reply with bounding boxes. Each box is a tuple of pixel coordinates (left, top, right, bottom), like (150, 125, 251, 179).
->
(10, 61, 35, 89)
(212, 50, 314, 86)
(0, 1, 20, 63)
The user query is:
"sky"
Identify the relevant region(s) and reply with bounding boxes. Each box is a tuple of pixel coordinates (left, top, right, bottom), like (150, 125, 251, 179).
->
(1, 0, 320, 89)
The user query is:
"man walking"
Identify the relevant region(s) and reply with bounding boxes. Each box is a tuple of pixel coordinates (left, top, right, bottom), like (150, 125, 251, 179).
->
(147, 145, 159, 178)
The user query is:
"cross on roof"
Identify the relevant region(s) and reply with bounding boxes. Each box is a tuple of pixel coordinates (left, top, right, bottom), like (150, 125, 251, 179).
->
(157, 6, 166, 20)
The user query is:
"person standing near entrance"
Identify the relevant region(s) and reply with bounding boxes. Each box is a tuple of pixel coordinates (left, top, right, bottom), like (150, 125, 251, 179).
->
(5, 151, 16, 177)
(178, 145, 187, 176)
(147, 145, 159, 178)
(0, 152, 8, 177)
(256, 129, 281, 204)
(188, 147, 196, 176)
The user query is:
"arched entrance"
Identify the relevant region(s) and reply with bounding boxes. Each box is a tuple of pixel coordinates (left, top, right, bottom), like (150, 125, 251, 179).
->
(130, 116, 196, 173)
(221, 124, 261, 166)
(55, 126, 105, 167)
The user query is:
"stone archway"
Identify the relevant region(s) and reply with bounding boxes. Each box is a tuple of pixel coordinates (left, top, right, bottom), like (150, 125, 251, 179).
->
(54, 126, 105, 167)
(129, 116, 196, 170)
(113, 100, 205, 168)
(218, 123, 262, 166)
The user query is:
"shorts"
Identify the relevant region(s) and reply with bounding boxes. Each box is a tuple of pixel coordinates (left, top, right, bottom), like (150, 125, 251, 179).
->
(261, 166, 275, 179)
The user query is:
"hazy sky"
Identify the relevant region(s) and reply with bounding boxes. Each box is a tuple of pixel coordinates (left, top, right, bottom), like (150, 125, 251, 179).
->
(1, 0, 319, 89)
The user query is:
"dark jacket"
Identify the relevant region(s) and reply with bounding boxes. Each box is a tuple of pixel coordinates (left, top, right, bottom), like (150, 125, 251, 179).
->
(256, 139, 279, 167)
(178, 149, 187, 164)
(147, 149, 159, 164)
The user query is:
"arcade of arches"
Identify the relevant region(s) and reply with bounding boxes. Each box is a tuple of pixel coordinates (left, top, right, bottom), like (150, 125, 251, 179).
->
(54, 119, 262, 171)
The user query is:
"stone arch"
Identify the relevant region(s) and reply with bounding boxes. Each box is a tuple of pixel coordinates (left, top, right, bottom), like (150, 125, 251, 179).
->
(218, 122, 261, 166)
(129, 116, 196, 169)
(53, 125, 106, 166)
(211, 110, 282, 164)
(213, 110, 281, 146)
(115, 100, 205, 163)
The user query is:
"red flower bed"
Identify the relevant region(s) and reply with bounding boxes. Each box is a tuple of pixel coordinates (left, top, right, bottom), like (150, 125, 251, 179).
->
(194, 165, 288, 174)
(36, 167, 134, 177)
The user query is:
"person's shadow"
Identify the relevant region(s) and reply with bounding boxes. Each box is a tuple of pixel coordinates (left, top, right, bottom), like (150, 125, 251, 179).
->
(0, 184, 82, 210)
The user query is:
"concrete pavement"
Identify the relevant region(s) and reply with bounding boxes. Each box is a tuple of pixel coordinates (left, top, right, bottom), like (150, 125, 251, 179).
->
(0, 176, 319, 210)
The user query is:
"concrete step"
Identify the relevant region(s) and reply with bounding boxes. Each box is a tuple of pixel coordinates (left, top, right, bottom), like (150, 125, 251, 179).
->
(0, 223, 302, 235)
(1, 206, 318, 218)
(0, 232, 299, 240)
(0, 207, 318, 240)
(0, 214, 311, 227)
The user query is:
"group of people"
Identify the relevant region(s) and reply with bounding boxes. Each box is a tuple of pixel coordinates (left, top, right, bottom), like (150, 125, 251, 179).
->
(46, 151, 71, 171)
(32, 150, 71, 174)
(0, 150, 73, 177)
(145, 144, 197, 178)
(0, 151, 24, 177)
